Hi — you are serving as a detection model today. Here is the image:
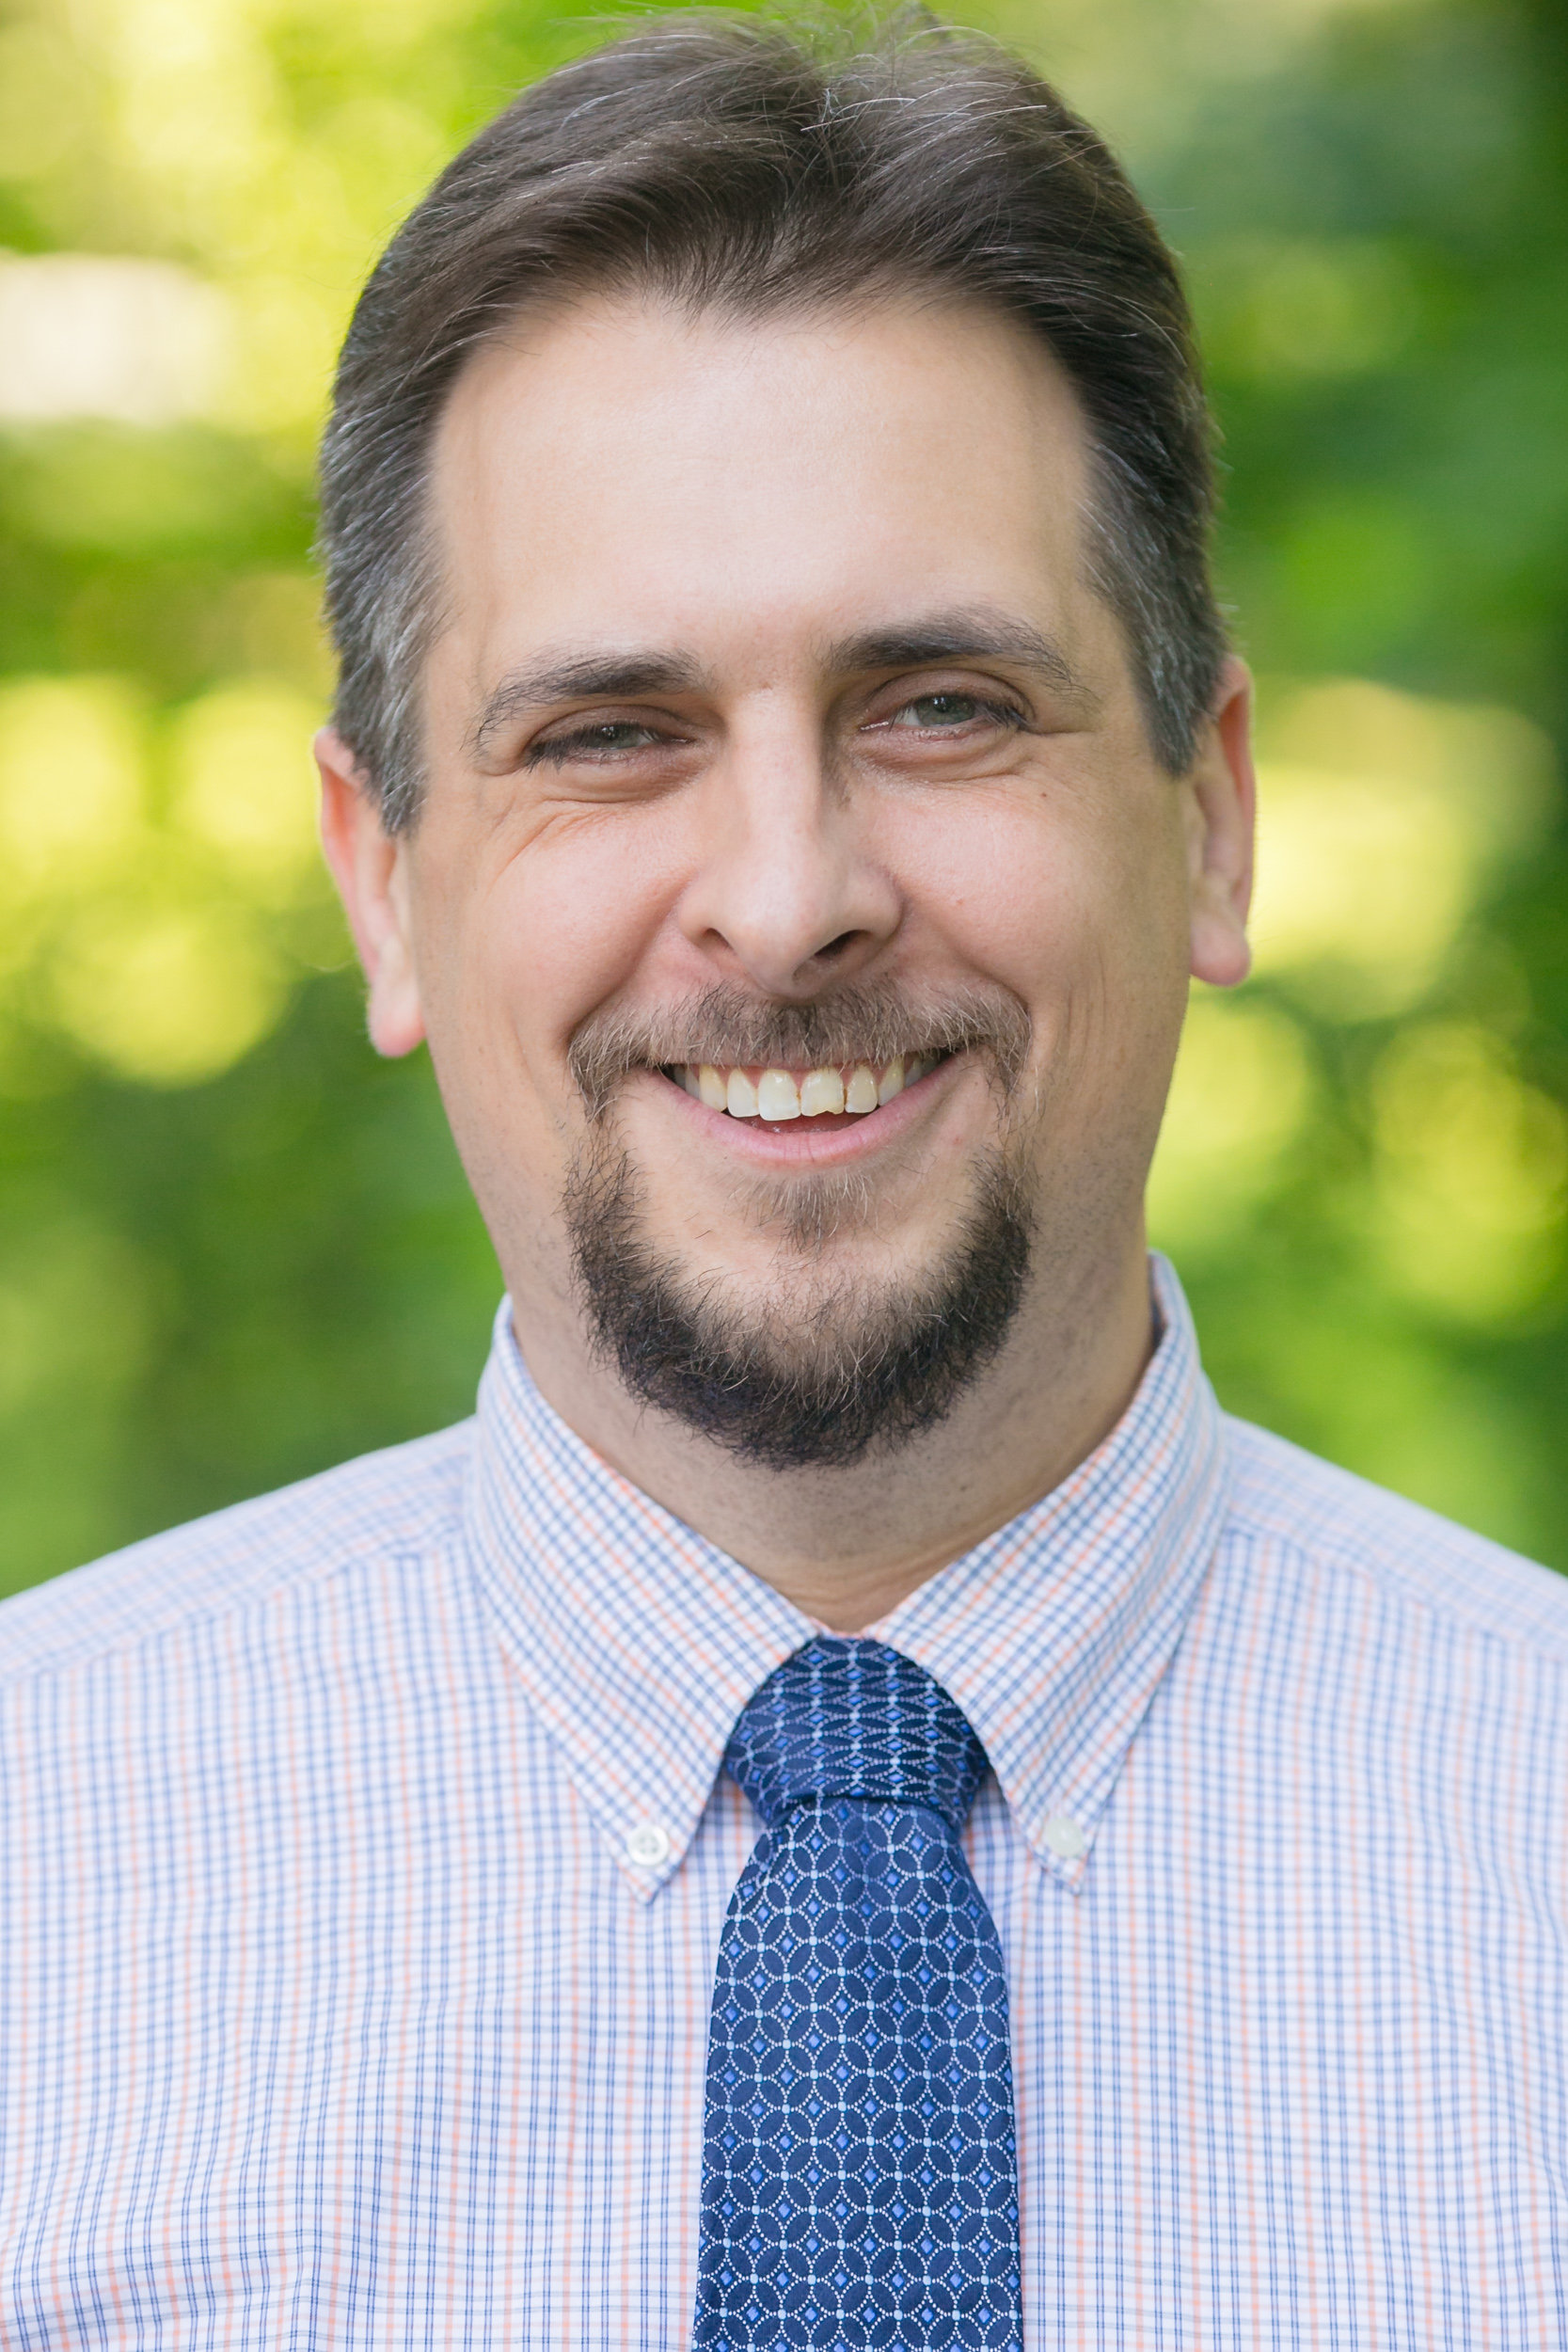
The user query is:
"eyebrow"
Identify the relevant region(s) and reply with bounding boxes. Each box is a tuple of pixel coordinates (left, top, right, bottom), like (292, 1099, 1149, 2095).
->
(467, 604, 1093, 759)
(468, 651, 709, 760)
(824, 608, 1093, 702)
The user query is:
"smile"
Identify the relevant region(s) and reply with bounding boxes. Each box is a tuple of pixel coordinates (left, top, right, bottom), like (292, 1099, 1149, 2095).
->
(666, 1056, 940, 1121)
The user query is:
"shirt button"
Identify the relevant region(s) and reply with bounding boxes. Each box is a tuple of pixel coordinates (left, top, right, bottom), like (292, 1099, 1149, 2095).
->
(625, 1821, 672, 1867)
(1043, 1813, 1086, 1860)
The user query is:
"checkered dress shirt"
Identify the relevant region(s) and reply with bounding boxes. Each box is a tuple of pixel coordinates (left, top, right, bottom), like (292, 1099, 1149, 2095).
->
(2, 1258, 1565, 2346)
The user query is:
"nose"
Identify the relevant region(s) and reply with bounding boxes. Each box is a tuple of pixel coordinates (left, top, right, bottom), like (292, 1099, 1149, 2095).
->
(675, 716, 903, 997)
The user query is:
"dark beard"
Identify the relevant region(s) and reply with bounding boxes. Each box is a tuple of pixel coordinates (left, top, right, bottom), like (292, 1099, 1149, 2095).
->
(565, 1136, 1034, 1472)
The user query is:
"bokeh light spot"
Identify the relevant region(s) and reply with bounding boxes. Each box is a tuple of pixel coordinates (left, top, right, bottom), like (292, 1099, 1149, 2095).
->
(1250, 680, 1557, 1015)
(47, 893, 286, 1085)
(169, 680, 325, 901)
(1148, 993, 1317, 1254)
(1370, 1022, 1568, 1322)
(0, 675, 147, 891)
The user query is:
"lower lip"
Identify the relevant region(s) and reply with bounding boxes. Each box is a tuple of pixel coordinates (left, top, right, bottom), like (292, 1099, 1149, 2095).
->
(645, 1057, 959, 1167)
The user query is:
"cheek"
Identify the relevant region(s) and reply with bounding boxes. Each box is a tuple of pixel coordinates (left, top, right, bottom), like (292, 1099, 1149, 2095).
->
(900, 780, 1189, 1017)
(434, 817, 686, 1089)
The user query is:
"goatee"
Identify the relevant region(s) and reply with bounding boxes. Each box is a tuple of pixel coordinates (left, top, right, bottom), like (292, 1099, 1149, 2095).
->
(565, 1136, 1034, 1472)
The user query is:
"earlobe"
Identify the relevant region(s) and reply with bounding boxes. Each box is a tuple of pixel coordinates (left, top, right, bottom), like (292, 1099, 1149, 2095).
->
(315, 727, 428, 1058)
(1186, 657, 1257, 991)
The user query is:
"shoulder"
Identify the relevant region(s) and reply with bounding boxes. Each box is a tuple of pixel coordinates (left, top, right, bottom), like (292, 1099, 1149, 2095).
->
(1221, 1414, 1568, 1665)
(0, 1421, 474, 1689)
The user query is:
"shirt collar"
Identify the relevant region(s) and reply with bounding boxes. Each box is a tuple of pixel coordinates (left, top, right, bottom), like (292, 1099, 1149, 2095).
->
(462, 1254, 1229, 1899)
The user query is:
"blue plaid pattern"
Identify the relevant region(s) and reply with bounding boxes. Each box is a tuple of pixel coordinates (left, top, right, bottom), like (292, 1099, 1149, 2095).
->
(693, 1640, 1022, 2349)
(1, 1256, 1565, 2345)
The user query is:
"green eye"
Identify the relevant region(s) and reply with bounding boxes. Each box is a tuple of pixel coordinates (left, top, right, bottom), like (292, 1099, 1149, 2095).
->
(528, 720, 661, 766)
(890, 691, 1025, 733)
(583, 723, 654, 748)
(908, 693, 980, 726)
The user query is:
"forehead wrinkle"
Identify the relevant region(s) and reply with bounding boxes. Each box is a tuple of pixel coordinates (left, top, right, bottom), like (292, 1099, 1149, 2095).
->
(467, 646, 711, 760)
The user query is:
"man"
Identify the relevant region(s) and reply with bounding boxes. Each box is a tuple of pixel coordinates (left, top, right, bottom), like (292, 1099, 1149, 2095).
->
(1, 11, 1564, 2344)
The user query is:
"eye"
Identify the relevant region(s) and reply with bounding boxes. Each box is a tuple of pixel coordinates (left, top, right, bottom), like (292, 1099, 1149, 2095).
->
(525, 719, 667, 767)
(883, 691, 1025, 733)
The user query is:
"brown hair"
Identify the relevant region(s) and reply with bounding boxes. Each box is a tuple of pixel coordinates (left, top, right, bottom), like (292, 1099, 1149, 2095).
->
(319, 8, 1226, 830)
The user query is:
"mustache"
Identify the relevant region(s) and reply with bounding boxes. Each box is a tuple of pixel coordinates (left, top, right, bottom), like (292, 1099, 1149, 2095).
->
(568, 980, 1032, 1119)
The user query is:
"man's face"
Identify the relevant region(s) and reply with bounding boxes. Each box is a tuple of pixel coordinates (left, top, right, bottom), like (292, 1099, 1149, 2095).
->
(324, 291, 1250, 1465)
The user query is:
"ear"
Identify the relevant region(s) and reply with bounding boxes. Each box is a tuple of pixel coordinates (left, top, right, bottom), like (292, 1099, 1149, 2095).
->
(316, 727, 427, 1057)
(1183, 655, 1256, 989)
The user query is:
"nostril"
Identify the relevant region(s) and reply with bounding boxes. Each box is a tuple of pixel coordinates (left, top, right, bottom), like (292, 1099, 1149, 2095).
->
(815, 931, 861, 964)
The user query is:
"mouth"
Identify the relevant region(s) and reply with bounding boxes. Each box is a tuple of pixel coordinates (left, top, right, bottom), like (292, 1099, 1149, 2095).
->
(659, 1052, 945, 1123)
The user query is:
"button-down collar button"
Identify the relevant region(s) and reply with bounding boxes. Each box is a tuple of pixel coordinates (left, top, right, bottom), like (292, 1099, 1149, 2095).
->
(626, 1821, 672, 1867)
(1043, 1813, 1086, 1860)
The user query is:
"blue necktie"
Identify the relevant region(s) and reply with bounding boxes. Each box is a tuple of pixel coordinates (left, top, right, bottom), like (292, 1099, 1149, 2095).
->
(692, 1637, 1023, 2350)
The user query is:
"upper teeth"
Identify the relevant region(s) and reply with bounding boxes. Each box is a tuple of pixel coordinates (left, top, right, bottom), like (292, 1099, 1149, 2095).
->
(678, 1056, 930, 1120)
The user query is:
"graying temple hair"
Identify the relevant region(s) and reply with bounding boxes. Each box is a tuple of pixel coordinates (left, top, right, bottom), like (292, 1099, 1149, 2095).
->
(318, 9, 1227, 833)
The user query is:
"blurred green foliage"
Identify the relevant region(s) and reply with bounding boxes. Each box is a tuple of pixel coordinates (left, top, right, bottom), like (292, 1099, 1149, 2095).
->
(1, 0, 1566, 1592)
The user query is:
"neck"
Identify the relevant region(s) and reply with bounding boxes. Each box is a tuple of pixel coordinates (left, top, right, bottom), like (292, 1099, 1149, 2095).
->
(512, 1232, 1157, 1631)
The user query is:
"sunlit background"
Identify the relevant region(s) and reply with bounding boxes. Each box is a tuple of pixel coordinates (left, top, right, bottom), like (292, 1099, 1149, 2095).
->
(2, 0, 1566, 1591)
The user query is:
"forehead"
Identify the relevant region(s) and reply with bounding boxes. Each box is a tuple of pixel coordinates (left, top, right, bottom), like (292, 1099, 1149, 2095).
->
(428, 290, 1097, 675)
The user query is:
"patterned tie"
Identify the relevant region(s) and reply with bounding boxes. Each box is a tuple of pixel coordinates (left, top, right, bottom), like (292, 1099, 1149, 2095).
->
(692, 1637, 1023, 2350)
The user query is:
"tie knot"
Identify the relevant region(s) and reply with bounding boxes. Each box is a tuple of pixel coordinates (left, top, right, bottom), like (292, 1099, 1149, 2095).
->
(724, 1638, 989, 1831)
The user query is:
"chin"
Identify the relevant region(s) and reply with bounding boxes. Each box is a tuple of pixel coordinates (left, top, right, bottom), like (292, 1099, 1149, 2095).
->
(564, 1134, 1035, 1472)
